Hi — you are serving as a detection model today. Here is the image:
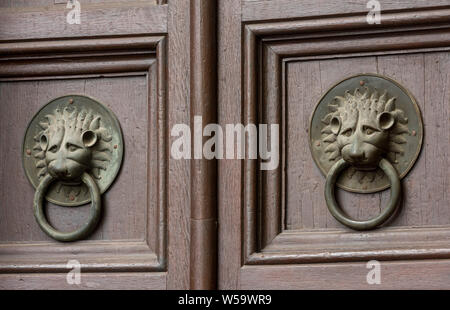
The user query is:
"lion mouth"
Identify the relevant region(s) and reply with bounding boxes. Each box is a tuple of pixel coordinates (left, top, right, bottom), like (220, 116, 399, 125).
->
(352, 164, 378, 171)
(343, 154, 379, 170)
(59, 179, 83, 186)
(346, 159, 379, 171)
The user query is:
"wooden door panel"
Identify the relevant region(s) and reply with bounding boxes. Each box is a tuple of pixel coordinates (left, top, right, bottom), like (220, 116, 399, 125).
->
(0, 0, 202, 290)
(0, 272, 166, 290)
(286, 52, 450, 230)
(0, 1, 167, 41)
(2, 0, 449, 290)
(0, 0, 217, 290)
(240, 260, 450, 290)
(0, 38, 167, 278)
(241, 0, 450, 22)
(0, 76, 152, 242)
(218, 0, 450, 289)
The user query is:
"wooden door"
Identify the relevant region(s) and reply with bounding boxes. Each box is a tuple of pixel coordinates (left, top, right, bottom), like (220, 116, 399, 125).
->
(0, 0, 217, 290)
(2, 0, 450, 291)
(218, 0, 450, 289)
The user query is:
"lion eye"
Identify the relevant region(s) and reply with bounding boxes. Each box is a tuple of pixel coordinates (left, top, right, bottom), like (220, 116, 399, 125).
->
(363, 126, 377, 135)
(67, 143, 81, 152)
(341, 128, 353, 137)
(48, 145, 58, 153)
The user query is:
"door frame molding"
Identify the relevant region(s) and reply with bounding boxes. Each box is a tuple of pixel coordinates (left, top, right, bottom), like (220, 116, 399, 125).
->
(0, 34, 168, 274)
(189, 0, 218, 290)
(242, 8, 450, 266)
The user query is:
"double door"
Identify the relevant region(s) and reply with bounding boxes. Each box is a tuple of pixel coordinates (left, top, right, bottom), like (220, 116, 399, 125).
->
(0, 0, 449, 289)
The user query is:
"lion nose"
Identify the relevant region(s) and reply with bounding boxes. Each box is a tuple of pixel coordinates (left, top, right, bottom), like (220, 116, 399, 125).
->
(348, 149, 365, 161)
(347, 141, 365, 162)
(53, 167, 68, 178)
(51, 159, 68, 178)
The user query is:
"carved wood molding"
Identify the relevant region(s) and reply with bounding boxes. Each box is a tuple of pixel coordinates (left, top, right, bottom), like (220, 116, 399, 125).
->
(189, 0, 218, 290)
(0, 36, 163, 79)
(0, 35, 168, 273)
(242, 0, 450, 22)
(242, 7, 450, 265)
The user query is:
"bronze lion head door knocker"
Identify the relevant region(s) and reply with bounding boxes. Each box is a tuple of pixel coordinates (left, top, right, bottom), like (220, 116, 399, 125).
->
(23, 95, 123, 242)
(309, 74, 423, 230)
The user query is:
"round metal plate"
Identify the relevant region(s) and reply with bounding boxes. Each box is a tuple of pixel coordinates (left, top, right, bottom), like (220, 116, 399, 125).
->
(309, 74, 423, 193)
(23, 95, 124, 206)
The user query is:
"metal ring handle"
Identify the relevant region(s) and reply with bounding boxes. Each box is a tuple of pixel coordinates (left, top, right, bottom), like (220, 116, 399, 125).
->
(325, 158, 401, 230)
(33, 172, 101, 242)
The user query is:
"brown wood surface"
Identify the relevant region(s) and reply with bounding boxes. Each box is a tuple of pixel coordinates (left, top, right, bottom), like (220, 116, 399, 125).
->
(242, 0, 450, 22)
(0, 0, 205, 290)
(0, 272, 166, 290)
(218, 0, 450, 289)
(0, 0, 159, 8)
(218, 0, 243, 290)
(240, 260, 450, 290)
(0, 1, 167, 41)
(189, 0, 218, 290)
(0, 76, 149, 242)
(166, 0, 191, 290)
(1, 0, 450, 290)
(0, 39, 169, 280)
(286, 52, 450, 229)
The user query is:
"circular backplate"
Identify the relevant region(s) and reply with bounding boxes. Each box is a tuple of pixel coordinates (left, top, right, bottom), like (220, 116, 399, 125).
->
(23, 95, 124, 206)
(309, 74, 423, 193)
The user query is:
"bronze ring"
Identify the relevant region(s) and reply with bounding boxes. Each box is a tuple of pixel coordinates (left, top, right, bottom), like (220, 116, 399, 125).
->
(325, 158, 401, 230)
(33, 172, 101, 242)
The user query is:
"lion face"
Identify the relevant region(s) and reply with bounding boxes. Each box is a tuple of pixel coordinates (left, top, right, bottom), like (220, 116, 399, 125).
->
(41, 126, 97, 181)
(331, 109, 395, 169)
(34, 106, 112, 185)
(321, 87, 409, 173)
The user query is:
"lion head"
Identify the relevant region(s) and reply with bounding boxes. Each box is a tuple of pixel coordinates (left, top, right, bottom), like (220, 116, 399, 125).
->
(321, 87, 409, 180)
(33, 106, 112, 185)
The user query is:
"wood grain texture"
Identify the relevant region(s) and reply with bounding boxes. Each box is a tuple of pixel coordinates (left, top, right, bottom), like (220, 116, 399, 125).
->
(240, 259, 450, 290)
(0, 241, 161, 273)
(0, 0, 158, 8)
(270, 29, 450, 57)
(246, 7, 450, 37)
(247, 227, 450, 265)
(0, 272, 166, 290)
(2, 0, 449, 290)
(219, 0, 450, 289)
(166, 0, 191, 290)
(189, 0, 218, 290)
(217, 0, 242, 290)
(0, 0, 171, 289)
(0, 76, 149, 242)
(242, 24, 258, 262)
(0, 34, 169, 273)
(0, 36, 160, 56)
(0, 1, 167, 41)
(241, 15, 450, 264)
(0, 74, 169, 274)
(286, 52, 449, 230)
(0, 56, 155, 79)
(260, 45, 282, 248)
(242, 0, 450, 22)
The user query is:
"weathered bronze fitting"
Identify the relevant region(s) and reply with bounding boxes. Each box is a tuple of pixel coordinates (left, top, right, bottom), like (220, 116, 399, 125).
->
(23, 95, 123, 241)
(309, 74, 423, 230)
